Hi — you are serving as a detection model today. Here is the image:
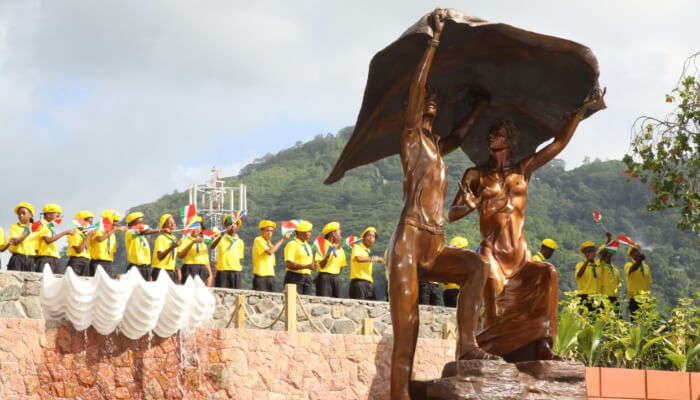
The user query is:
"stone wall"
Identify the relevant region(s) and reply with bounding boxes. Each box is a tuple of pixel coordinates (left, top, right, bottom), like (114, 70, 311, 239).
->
(0, 271, 457, 338)
(0, 318, 456, 400)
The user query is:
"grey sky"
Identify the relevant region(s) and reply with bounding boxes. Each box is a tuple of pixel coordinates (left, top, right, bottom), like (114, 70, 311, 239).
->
(0, 1, 698, 263)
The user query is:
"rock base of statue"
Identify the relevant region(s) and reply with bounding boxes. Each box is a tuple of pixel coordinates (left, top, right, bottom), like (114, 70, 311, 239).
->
(409, 359, 586, 400)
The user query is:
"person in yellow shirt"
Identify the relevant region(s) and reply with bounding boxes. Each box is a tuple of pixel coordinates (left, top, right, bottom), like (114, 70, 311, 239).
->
(597, 244, 621, 312)
(67, 211, 97, 276)
(177, 215, 212, 286)
(35, 204, 72, 273)
(89, 210, 127, 277)
(532, 238, 558, 263)
(283, 220, 316, 295)
(575, 240, 598, 311)
(124, 211, 160, 280)
(0, 227, 9, 267)
(624, 246, 652, 320)
(442, 236, 469, 307)
(252, 220, 291, 292)
(350, 226, 384, 300)
(315, 222, 347, 298)
(152, 214, 182, 283)
(7, 202, 38, 272)
(210, 214, 245, 289)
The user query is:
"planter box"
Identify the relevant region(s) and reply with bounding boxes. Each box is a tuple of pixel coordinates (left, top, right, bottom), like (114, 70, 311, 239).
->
(586, 367, 698, 400)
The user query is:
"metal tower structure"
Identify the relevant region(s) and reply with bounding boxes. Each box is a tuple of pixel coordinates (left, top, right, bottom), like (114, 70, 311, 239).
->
(187, 167, 247, 231)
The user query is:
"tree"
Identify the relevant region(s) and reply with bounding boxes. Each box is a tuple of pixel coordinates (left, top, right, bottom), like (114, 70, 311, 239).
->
(623, 53, 699, 236)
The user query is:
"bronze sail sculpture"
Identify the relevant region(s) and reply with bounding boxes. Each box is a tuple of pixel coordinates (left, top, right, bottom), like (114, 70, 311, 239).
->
(325, 8, 604, 400)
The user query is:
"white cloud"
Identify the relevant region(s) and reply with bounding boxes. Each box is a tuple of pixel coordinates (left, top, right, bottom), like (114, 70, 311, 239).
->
(0, 0, 698, 262)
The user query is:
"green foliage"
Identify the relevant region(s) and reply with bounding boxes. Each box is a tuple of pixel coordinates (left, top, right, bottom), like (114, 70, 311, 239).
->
(623, 53, 700, 235)
(120, 127, 699, 306)
(554, 292, 699, 371)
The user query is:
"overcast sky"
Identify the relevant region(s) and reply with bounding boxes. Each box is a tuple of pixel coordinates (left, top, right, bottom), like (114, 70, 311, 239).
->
(0, 1, 698, 263)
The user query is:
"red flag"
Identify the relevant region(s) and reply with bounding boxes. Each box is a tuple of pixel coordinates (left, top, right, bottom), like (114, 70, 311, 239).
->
(280, 220, 301, 234)
(312, 235, 328, 257)
(593, 210, 603, 224)
(617, 235, 637, 247)
(102, 217, 113, 232)
(31, 221, 43, 232)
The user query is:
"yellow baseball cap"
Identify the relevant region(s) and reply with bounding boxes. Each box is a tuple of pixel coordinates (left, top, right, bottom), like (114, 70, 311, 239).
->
(42, 204, 63, 214)
(259, 220, 277, 230)
(159, 214, 174, 229)
(75, 210, 94, 220)
(14, 202, 35, 217)
(362, 226, 377, 237)
(579, 241, 595, 252)
(296, 220, 313, 233)
(542, 238, 558, 250)
(449, 236, 469, 248)
(101, 209, 116, 219)
(112, 212, 122, 222)
(322, 222, 340, 235)
(126, 212, 144, 225)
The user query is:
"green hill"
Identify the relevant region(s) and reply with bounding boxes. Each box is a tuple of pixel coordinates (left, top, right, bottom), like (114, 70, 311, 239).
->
(114, 127, 698, 310)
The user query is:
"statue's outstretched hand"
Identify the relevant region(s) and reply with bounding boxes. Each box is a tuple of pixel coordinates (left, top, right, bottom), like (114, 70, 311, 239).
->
(431, 8, 447, 35)
(582, 87, 606, 113)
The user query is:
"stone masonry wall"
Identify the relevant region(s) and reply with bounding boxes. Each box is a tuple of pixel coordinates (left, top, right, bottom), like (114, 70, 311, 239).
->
(0, 318, 456, 400)
(0, 271, 457, 338)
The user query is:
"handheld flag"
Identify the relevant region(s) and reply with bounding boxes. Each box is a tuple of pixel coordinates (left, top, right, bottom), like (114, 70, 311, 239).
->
(604, 240, 619, 254)
(202, 229, 220, 244)
(50, 218, 62, 227)
(592, 210, 609, 232)
(280, 220, 302, 234)
(180, 204, 197, 228)
(129, 224, 150, 235)
(311, 235, 331, 257)
(72, 219, 88, 229)
(342, 235, 360, 250)
(31, 220, 43, 233)
(101, 216, 113, 232)
(617, 235, 637, 247)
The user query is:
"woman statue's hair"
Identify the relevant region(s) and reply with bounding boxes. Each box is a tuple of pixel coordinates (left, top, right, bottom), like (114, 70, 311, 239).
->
(488, 120, 520, 151)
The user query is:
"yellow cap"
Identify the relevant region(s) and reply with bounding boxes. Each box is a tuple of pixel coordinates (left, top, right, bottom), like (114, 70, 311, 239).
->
(322, 222, 340, 235)
(259, 220, 277, 230)
(449, 236, 469, 248)
(14, 202, 35, 217)
(126, 212, 144, 225)
(160, 214, 173, 229)
(75, 210, 94, 220)
(296, 220, 313, 233)
(362, 226, 377, 238)
(112, 212, 122, 222)
(101, 209, 116, 220)
(42, 204, 63, 214)
(579, 241, 595, 252)
(542, 238, 558, 250)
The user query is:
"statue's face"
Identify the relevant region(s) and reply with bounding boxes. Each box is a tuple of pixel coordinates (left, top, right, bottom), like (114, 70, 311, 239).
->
(488, 127, 510, 154)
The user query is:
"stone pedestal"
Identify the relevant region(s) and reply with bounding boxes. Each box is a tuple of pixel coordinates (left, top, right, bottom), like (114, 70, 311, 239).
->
(410, 359, 586, 399)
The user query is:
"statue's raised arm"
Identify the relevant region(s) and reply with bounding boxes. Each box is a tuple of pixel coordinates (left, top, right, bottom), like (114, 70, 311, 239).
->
(519, 87, 606, 176)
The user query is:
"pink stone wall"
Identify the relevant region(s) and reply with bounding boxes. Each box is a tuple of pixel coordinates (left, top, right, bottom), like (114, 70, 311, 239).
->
(0, 318, 455, 399)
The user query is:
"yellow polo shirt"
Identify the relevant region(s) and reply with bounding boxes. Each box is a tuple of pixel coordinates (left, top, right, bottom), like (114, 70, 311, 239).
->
(89, 230, 117, 261)
(284, 238, 314, 275)
(624, 261, 652, 299)
(67, 231, 90, 258)
(597, 260, 621, 297)
(152, 233, 178, 270)
(178, 236, 209, 265)
(125, 230, 151, 265)
(575, 261, 599, 295)
(0, 227, 6, 249)
(8, 223, 36, 256)
(532, 252, 546, 262)
(252, 236, 276, 277)
(351, 243, 374, 283)
(36, 221, 60, 258)
(216, 234, 244, 271)
(317, 246, 347, 275)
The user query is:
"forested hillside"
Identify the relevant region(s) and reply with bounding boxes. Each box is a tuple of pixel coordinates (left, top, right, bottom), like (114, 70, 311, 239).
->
(116, 127, 698, 310)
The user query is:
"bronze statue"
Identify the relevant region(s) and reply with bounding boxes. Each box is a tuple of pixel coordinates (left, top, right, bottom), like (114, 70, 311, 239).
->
(449, 89, 605, 361)
(325, 8, 604, 399)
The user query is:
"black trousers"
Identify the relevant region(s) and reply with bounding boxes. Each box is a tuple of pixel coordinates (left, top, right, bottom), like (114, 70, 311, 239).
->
(629, 297, 641, 321)
(419, 282, 443, 306)
(443, 288, 459, 308)
(129, 264, 152, 281)
(152, 268, 178, 283)
(316, 272, 341, 298)
(215, 270, 242, 289)
(253, 275, 276, 292)
(35, 256, 59, 273)
(181, 264, 209, 283)
(7, 254, 36, 272)
(349, 278, 376, 300)
(284, 271, 313, 295)
(68, 257, 91, 277)
(89, 260, 113, 277)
